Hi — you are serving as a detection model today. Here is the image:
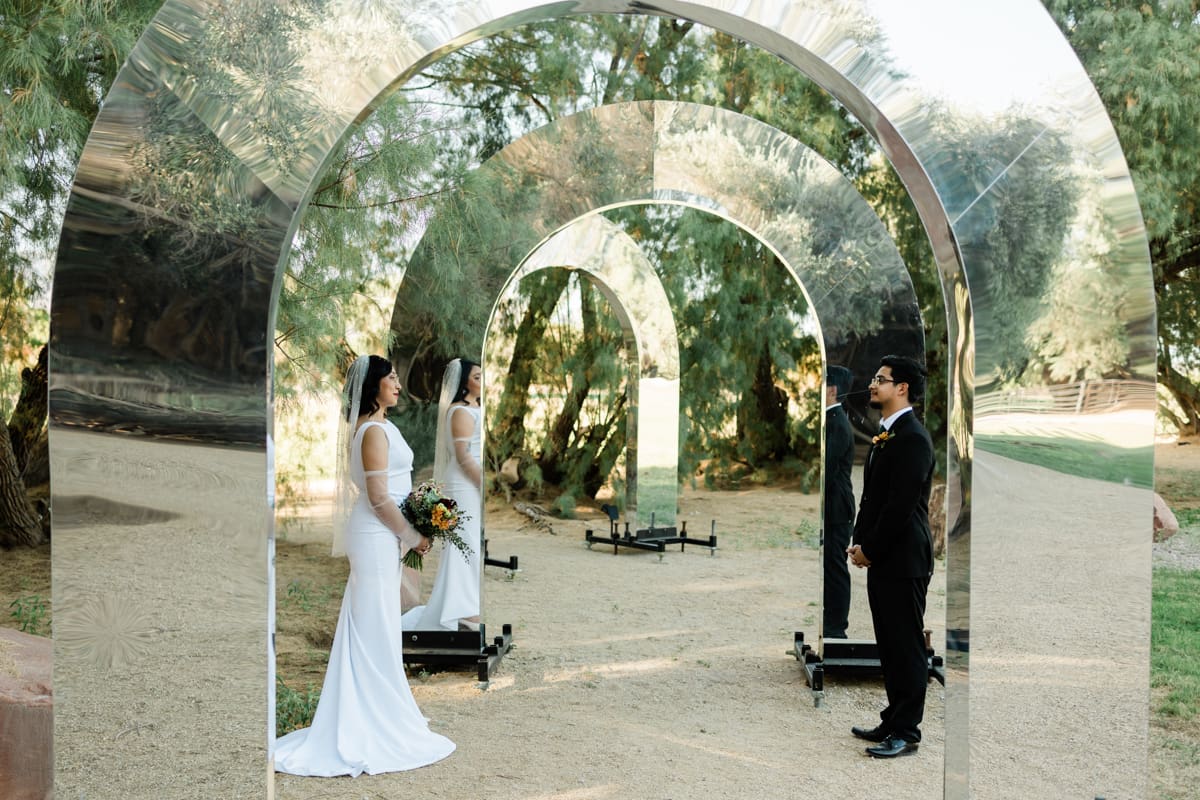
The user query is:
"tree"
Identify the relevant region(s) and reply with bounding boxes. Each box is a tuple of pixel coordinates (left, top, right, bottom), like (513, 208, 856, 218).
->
(1, 1, 160, 545)
(1045, 0, 1200, 434)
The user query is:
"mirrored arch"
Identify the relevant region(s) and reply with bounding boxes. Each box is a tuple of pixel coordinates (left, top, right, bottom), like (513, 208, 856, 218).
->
(500, 213, 681, 528)
(392, 100, 922, 524)
(48, 3, 1154, 798)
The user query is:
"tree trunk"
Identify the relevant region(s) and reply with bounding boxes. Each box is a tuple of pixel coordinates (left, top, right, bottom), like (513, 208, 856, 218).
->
(1160, 356, 1200, 436)
(23, 429, 49, 489)
(492, 270, 571, 463)
(582, 393, 627, 498)
(0, 427, 44, 548)
(737, 341, 789, 464)
(6, 344, 48, 472)
(537, 282, 601, 485)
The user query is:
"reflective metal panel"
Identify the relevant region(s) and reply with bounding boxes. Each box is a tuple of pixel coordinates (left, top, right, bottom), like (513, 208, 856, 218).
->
(49, 2, 1153, 798)
(501, 213, 681, 526)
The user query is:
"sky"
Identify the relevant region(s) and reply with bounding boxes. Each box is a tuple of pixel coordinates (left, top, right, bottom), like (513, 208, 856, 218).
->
(865, 0, 1087, 114)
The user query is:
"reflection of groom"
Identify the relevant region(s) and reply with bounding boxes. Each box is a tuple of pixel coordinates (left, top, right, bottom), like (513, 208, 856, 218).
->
(822, 365, 855, 639)
(846, 355, 934, 759)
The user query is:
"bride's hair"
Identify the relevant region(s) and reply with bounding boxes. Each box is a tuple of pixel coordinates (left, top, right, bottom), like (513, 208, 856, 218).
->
(451, 358, 480, 403)
(345, 354, 394, 421)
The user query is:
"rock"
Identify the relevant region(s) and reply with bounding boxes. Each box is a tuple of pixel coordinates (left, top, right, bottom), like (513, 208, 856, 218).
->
(929, 483, 947, 560)
(0, 627, 52, 800)
(1153, 492, 1179, 543)
(513, 501, 555, 534)
(498, 457, 521, 486)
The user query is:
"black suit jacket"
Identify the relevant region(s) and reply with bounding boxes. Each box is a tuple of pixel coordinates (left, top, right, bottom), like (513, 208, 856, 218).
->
(824, 405, 855, 524)
(852, 409, 934, 579)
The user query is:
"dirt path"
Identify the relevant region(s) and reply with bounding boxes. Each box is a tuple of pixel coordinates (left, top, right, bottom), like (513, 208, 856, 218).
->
(5, 443, 1195, 797)
(276, 483, 948, 800)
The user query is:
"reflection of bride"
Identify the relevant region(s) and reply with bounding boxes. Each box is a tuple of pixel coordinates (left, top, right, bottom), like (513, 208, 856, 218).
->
(274, 354, 455, 776)
(403, 358, 483, 631)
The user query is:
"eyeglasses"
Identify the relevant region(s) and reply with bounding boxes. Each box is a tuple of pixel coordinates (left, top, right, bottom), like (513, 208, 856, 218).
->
(869, 376, 896, 386)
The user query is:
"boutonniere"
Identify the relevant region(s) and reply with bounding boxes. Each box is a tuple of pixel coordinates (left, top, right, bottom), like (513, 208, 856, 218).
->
(871, 430, 893, 447)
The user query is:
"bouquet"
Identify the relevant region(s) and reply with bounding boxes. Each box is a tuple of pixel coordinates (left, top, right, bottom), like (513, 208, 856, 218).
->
(399, 480, 472, 570)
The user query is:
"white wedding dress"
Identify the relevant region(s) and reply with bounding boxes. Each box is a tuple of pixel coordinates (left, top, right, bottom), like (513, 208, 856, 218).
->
(274, 420, 455, 777)
(403, 405, 482, 631)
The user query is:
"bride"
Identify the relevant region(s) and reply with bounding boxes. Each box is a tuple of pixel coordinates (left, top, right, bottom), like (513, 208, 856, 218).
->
(404, 358, 483, 631)
(274, 354, 456, 777)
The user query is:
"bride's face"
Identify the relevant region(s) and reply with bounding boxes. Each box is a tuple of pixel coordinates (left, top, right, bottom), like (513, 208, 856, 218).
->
(376, 369, 401, 410)
(466, 366, 482, 399)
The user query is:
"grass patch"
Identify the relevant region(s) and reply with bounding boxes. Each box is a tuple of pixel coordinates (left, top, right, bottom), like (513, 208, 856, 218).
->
(1152, 732, 1200, 800)
(1152, 566, 1200, 798)
(1157, 459, 1200, 508)
(0, 541, 50, 636)
(1152, 568, 1200, 721)
(275, 675, 320, 737)
(793, 519, 820, 549)
(8, 594, 49, 636)
(280, 580, 339, 613)
(1173, 508, 1200, 529)
(552, 492, 577, 519)
(976, 435, 1153, 487)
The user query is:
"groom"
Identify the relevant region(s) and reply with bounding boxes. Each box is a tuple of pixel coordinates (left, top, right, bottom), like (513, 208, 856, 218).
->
(822, 365, 856, 639)
(846, 354, 935, 759)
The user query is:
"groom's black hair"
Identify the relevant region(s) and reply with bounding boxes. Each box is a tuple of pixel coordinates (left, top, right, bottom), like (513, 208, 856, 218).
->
(879, 354, 926, 403)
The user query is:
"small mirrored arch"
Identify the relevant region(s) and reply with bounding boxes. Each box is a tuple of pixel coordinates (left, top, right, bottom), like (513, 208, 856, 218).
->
(496, 213, 681, 528)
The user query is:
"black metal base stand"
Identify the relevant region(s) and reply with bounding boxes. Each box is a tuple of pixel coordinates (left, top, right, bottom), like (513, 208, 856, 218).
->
(793, 631, 945, 708)
(585, 518, 718, 559)
(403, 623, 514, 686)
(483, 536, 518, 574)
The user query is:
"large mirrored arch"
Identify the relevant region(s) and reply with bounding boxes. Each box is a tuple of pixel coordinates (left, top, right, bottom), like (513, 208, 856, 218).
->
(47, 2, 1155, 798)
(392, 100, 922, 524)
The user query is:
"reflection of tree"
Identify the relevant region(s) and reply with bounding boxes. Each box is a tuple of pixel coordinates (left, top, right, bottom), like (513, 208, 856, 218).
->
(50, 1, 335, 416)
(656, 121, 900, 342)
(1025, 178, 1130, 382)
(387, 113, 638, 489)
(612, 204, 821, 480)
(526, 273, 628, 496)
(386, 14, 904, 494)
(938, 113, 1078, 388)
(1047, 1, 1200, 434)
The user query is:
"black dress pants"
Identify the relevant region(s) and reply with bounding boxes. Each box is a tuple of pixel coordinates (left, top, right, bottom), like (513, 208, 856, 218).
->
(866, 572, 931, 742)
(822, 520, 852, 637)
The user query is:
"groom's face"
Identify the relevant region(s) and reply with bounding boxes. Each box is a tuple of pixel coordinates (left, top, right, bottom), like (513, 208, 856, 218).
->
(868, 366, 899, 411)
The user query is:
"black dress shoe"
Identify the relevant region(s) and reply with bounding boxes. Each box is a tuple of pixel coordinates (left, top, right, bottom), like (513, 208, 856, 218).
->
(850, 725, 889, 743)
(865, 735, 918, 758)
